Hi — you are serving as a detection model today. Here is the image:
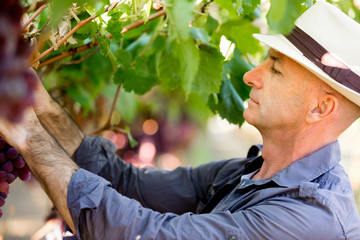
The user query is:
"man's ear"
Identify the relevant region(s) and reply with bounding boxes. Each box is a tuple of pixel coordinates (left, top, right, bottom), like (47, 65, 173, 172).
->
(306, 94, 338, 124)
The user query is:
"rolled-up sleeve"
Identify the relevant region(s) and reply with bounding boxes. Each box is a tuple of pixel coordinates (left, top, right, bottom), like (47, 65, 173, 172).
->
(67, 169, 246, 240)
(73, 136, 234, 214)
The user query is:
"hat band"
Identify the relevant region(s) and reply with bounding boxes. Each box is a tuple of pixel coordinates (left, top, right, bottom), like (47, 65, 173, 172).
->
(285, 26, 360, 94)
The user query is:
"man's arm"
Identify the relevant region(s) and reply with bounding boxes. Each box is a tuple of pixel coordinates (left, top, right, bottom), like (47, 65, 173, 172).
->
(0, 109, 79, 233)
(31, 68, 84, 157)
(68, 168, 351, 240)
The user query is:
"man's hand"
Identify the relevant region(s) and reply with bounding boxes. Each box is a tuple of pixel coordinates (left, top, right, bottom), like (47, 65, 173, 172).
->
(28, 68, 53, 118)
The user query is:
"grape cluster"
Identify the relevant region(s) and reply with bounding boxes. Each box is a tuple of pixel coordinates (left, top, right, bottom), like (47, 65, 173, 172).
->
(0, 137, 31, 217)
(0, 0, 36, 122)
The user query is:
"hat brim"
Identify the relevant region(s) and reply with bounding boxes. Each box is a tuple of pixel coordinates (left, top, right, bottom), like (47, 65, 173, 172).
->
(253, 33, 360, 106)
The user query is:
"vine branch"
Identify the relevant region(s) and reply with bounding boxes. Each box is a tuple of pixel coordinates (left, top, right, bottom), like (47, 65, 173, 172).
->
(90, 84, 122, 135)
(22, 4, 48, 32)
(32, 1, 122, 64)
(37, 8, 167, 69)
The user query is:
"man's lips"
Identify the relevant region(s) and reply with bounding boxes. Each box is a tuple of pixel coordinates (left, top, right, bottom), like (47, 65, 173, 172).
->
(249, 97, 259, 104)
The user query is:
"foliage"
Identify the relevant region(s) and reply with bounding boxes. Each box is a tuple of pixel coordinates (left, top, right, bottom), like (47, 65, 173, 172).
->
(21, 0, 360, 130)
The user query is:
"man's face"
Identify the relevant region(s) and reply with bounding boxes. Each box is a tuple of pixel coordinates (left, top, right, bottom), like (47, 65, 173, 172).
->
(243, 49, 320, 132)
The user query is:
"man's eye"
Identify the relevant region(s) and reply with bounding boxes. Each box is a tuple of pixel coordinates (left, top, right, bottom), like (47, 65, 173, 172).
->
(271, 66, 281, 75)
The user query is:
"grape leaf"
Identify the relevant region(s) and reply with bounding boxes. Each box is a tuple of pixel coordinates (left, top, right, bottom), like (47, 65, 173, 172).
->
(190, 28, 212, 46)
(97, 35, 111, 56)
(106, 18, 123, 42)
(192, 46, 224, 95)
(267, 0, 307, 34)
(113, 67, 158, 95)
(208, 73, 246, 126)
(204, 15, 219, 36)
(67, 84, 95, 115)
(224, 49, 253, 100)
(114, 49, 132, 68)
(219, 19, 261, 54)
(156, 48, 181, 90)
(171, 39, 200, 95)
(242, 0, 261, 15)
(214, 0, 239, 18)
(73, 21, 99, 40)
(165, 0, 195, 41)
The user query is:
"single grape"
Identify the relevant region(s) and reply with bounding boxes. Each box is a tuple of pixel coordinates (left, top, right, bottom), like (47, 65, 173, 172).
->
(18, 166, 31, 182)
(6, 147, 18, 159)
(6, 173, 16, 184)
(0, 196, 4, 207)
(2, 161, 13, 173)
(0, 171, 7, 181)
(12, 169, 18, 178)
(0, 152, 6, 163)
(12, 156, 25, 169)
(0, 192, 7, 199)
(0, 208, 2, 218)
(0, 181, 9, 193)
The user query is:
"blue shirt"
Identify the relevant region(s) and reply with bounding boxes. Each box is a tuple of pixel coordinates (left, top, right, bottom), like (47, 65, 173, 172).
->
(67, 136, 360, 239)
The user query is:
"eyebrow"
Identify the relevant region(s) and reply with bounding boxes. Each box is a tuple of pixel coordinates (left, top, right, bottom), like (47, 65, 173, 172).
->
(268, 50, 282, 64)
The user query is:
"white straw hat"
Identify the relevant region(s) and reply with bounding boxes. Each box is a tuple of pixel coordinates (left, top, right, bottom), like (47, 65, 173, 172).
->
(254, 0, 360, 106)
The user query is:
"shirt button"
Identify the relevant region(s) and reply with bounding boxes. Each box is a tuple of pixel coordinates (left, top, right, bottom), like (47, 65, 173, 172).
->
(228, 235, 238, 240)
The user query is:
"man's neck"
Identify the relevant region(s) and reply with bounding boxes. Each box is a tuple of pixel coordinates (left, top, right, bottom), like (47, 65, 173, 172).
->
(252, 126, 336, 180)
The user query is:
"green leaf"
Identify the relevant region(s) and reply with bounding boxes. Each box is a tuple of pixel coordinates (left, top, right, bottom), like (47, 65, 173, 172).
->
(208, 73, 246, 126)
(67, 84, 95, 115)
(114, 49, 132, 68)
(49, 0, 73, 26)
(84, 51, 113, 86)
(106, 18, 123, 42)
(214, 0, 239, 18)
(171, 39, 200, 95)
(113, 68, 158, 95)
(83, 0, 110, 15)
(192, 46, 224, 95)
(242, 0, 261, 15)
(204, 15, 219, 36)
(190, 28, 212, 46)
(267, 0, 307, 34)
(224, 48, 253, 100)
(165, 0, 195, 41)
(156, 48, 181, 90)
(219, 19, 261, 54)
(73, 21, 99, 40)
(97, 35, 111, 56)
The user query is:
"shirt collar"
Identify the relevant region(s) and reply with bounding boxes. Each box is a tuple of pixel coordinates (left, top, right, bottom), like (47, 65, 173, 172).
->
(239, 141, 341, 188)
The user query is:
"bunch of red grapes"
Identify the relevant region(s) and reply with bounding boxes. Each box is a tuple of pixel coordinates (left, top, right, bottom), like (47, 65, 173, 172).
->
(0, 137, 31, 217)
(0, 0, 37, 122)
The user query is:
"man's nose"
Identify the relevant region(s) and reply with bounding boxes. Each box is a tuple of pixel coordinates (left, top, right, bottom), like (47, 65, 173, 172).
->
(243, 65, 263, 88)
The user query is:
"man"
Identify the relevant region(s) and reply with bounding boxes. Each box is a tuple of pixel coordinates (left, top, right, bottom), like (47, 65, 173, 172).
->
(1, 1, 360, 239)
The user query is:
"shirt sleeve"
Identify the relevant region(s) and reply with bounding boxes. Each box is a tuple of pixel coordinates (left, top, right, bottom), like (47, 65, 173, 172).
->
(67, 169, 344, 240)
(73, 136, 232, 214)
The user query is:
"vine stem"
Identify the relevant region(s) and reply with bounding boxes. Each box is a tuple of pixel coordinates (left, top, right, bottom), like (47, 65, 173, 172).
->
(22, 4, 48, 31)
(38, 42, 98, 68)
(32, 0, 122, 64)
(37, 8, 167, 69)
(90, 84, 122, 135)
(120, 9, 166, 34)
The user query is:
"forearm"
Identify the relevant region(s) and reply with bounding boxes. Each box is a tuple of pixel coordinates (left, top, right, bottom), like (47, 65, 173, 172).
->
(20, 118, 79, 232)
(37, 96, 84, 158)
